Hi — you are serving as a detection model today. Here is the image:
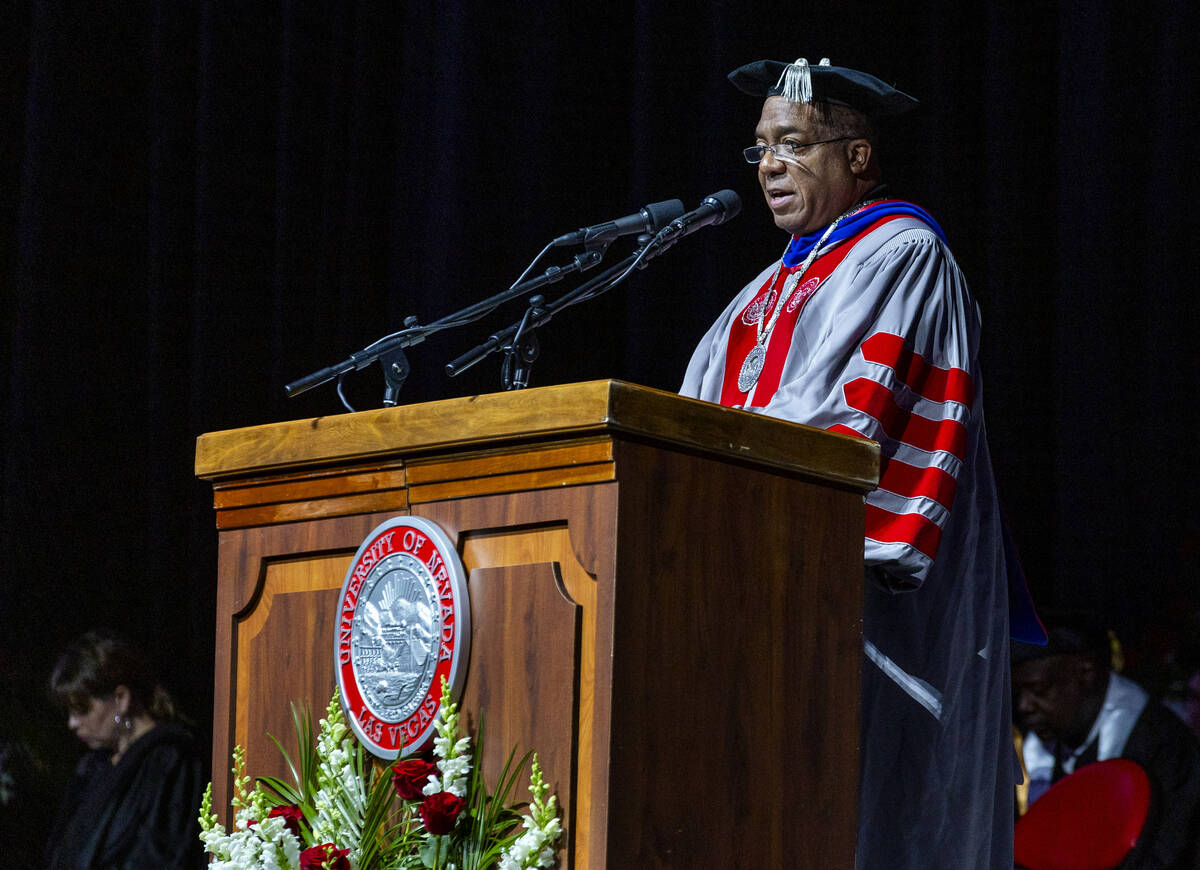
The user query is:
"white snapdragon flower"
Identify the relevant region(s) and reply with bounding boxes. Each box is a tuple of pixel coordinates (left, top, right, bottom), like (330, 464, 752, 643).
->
(311, 701, 368, 857)
(498, 757, 563, 870)
(428, 692, 472, 797)
(200, 809, 304, 870)
(253, 816, 302, 870)
(438, 755, 471, 797)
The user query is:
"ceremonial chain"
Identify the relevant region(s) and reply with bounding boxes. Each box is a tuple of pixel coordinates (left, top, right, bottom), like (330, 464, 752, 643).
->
(736, 198, 881, 395)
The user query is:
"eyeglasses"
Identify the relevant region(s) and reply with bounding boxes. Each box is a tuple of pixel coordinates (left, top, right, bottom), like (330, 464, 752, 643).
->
(742, 137, 854, 165)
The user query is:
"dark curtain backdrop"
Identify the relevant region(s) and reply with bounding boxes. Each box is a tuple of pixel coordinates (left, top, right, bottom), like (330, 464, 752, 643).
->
(3, 0, 1198, 846)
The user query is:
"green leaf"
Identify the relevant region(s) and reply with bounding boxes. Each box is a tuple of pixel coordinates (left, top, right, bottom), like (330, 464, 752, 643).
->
(457, 713, 534, 870)
(263, 699, 320, 808)
(418, 834, 442, 867)
(355, 758, 417, 870)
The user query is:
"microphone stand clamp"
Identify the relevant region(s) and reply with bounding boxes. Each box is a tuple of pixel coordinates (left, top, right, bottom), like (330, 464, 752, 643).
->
(379, 348, 412, 407)
(501, 295, 546, 391)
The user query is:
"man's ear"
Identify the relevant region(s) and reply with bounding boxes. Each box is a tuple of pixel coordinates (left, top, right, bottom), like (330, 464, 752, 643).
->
(847, 139, 873, 176)
(1073, 656, 1104, 689)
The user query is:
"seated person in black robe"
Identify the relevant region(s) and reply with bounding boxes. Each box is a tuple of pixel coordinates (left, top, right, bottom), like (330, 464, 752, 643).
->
(45, 630, 207, 869)
(1013, 613, 1200, 869)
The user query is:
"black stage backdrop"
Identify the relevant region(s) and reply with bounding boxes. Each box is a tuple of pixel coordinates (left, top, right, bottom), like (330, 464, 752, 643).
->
(3, 0, 1198, 845)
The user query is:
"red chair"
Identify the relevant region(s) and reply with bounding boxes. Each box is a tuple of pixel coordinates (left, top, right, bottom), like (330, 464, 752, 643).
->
(1014, 758, 1151, 870)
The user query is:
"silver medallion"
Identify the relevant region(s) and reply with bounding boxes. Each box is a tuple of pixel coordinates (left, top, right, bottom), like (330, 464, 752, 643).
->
(335, 516, 471, 758)
(352, 552, 439, 722)
(737, 344, 766, 393)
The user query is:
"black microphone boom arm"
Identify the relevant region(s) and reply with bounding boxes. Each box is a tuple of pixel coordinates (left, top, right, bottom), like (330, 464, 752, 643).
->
(447, 191, 740, 384)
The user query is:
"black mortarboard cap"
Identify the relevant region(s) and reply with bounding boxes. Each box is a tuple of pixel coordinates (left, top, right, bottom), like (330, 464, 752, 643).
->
(727, 57, 918, 118)
(1011, 609, 1113, 666)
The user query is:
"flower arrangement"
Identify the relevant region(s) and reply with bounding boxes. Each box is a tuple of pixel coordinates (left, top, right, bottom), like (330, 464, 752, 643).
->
(199, 680, 562, 870)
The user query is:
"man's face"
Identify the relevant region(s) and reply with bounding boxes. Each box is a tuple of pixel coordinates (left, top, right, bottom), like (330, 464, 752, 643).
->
(754, 96, 865, 236)
(1012, 654, 1101, 747)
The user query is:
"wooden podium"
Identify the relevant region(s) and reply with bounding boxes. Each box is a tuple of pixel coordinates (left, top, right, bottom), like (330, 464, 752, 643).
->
(195, 380, 878, 868)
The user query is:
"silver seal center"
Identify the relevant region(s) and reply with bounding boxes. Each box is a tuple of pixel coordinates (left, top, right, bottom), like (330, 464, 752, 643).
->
(350, 552, 440, 722)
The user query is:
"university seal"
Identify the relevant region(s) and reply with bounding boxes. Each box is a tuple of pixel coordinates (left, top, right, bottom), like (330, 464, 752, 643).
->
(334, 516, 470, 759)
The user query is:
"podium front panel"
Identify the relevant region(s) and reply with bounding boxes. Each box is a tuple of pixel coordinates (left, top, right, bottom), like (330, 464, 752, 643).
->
(199, 382, 876, 869)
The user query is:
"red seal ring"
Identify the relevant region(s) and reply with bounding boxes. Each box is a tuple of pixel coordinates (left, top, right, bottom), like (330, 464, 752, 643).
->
(334, 516, 470, 758)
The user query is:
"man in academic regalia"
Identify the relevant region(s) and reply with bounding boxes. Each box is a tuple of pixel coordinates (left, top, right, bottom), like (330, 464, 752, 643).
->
(1013, 615, 1200, 868)
(681, 57, 1034, 868)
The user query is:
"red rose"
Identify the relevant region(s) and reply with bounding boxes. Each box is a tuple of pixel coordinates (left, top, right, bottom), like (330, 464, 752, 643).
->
(419, 791, 466, 835)
(268, 803, 304, 838)
(299, 843, 350, 870)
(391, 758, 440, 800)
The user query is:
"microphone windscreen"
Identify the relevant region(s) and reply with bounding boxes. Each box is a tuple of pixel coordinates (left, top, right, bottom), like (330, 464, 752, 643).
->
(643, 198, 686, 232)
(705, 189, 742, 224)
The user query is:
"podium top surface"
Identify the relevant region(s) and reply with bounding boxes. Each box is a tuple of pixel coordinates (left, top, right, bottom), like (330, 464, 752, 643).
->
(195, 380, 879, 492)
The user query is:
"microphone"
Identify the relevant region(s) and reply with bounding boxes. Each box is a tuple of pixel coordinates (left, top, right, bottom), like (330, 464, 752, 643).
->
(552, 198, 685, 248)
(657, 189, 741, 242)
(640, 190, 741, 260)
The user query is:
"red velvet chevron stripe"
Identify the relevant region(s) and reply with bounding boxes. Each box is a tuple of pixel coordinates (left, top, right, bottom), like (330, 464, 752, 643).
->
(838, 332, 976, 562)
(842, 378, 968, 459)
(866, 503, 943, 560)
(860, 333, 974, 408)
(828, 425, 958, 511)
(878, 457, 958, 510)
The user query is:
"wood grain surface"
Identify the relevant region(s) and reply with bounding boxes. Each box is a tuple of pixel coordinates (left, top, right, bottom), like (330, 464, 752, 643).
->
(200, 383, 874, 868)
(195, 380, 878, 493)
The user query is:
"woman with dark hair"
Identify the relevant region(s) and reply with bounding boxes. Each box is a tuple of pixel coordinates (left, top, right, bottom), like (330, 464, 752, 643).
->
(45, 630, 207, 869)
